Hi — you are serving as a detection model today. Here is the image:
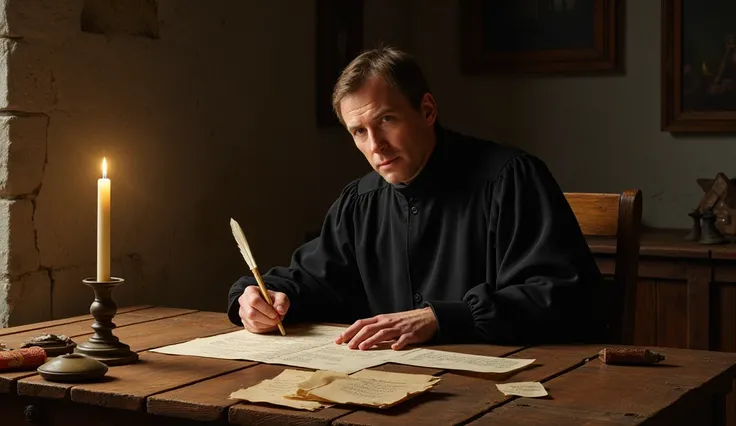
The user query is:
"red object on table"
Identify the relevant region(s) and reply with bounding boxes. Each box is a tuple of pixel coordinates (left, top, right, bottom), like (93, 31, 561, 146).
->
(0, 346, 47, 371)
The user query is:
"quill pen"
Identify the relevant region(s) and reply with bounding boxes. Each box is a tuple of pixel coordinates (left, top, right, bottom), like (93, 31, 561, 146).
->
(229, 218, 286, 335)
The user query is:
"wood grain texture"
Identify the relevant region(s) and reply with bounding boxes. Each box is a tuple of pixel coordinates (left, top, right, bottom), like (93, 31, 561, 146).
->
(0, 305, 153, 337)
(420, 343, 521, 357)
(715, 263, 736, 283)
(586, 228, 709, 259)
(148, 352, 447, 422)
(686, 263, 713, 350)
(146, 363, 282, 422)
(717, 283, 736, 426)
(568, 189, 642, 345)
(494, 347, 736, 425)
(633, 279, 657, 346)
(565, 192, 621, 237)
(588, 229, 736, 426)
(6, 309, 736, 425)
(111, 311, 239, 353)
(228, 365, 444, 426)
(334, 345, 598, 426)
(711, 244, 736, 260)
(656, 280, 688, 349)
(227, 364, 353, 426)
(0, 393, 214, 426)
(469, 401, 644, 425)
(639, 260, 689, 280)
(1, 307, 197, 395)
(70, 352, 249, 411)
(717, 283, 736, 353)
(16, 311, 240, 400)
(0, 306, 197, 349)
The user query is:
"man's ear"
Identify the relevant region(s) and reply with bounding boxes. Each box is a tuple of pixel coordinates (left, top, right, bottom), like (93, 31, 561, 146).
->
(420, 93, 438, 126)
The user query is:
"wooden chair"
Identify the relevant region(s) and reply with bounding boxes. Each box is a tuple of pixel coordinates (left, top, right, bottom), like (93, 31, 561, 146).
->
(564, 189, 643, 345)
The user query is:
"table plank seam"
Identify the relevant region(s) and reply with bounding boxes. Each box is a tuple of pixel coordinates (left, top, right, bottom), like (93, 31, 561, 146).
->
(452, 351, 601, 426)
(138, 325, 241, 352)
(0, 306, 191, 341)
(323, 345, 535, 425)
(0, 305, 156, 337)
(142, 362, 261, 419)
(1, 310, 211, 396)
(496, 402, 650, 422)
(495, 345, 530, 358)
(143, 360, 259, 400)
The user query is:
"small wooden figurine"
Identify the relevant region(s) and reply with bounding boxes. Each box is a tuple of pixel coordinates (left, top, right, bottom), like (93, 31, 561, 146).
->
(691, 173, 736, 241)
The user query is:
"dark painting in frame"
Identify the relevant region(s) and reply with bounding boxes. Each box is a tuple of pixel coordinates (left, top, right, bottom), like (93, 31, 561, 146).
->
(460, 0, 619, 74)
(315, 0, 363, 127)
(662, 0, 736, 133)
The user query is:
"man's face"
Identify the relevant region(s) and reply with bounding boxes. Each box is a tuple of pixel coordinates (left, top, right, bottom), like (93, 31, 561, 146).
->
(339, 76, 437, 185)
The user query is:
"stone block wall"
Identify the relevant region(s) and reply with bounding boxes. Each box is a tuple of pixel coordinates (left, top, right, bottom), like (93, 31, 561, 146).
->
(0, 0, 412, 326)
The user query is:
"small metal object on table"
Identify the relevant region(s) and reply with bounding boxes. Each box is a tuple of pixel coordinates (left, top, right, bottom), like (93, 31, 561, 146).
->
(20, 334, 76, 357)
(37, 353, 108, 382)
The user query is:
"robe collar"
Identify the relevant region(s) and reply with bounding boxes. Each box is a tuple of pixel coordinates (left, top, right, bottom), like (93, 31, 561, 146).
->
(391, 123, 448, 199)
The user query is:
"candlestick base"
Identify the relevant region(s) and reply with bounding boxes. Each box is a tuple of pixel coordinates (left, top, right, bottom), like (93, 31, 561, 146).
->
(73, 277, 139, 366)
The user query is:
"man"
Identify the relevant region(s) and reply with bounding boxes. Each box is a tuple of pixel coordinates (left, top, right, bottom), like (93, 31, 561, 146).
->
(227, 47, 603, 350)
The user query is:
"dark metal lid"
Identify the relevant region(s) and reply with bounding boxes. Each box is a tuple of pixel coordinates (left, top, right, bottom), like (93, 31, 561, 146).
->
(37, 353, 108, 382)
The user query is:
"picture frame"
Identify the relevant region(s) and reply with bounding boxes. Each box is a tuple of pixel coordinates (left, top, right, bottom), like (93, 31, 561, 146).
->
(661, 0, 736, 133)
(315, 0, 363, 127)
(459, 0, 619, 74)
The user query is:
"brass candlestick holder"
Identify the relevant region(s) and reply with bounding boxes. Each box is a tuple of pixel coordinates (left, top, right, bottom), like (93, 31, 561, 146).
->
(73, 277, 138, 365)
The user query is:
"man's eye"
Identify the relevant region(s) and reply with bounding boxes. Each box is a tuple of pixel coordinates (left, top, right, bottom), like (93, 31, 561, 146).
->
(381, 116, 392, 122)
(354, 128, 365, 136)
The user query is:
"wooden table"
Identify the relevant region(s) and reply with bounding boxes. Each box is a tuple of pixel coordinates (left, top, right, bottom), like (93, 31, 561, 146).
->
(2, 306, 736, 425)
(587, 228, 736, 425)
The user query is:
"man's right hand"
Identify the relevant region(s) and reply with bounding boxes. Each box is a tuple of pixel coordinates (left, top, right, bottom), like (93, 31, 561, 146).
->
(238, 285, 290, 333)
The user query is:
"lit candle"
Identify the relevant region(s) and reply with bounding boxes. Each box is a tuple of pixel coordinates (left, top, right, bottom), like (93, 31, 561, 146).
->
(97, 157, 111, 282)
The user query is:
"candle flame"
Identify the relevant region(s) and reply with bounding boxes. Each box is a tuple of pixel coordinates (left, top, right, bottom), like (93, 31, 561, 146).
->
(102, 157, 107, 179)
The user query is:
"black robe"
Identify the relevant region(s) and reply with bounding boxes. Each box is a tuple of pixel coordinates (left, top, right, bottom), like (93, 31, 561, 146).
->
(227, 126, 604, 345)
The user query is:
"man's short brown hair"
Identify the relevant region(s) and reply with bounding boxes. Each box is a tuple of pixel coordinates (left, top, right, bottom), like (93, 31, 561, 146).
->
(331, 46, 431, 126)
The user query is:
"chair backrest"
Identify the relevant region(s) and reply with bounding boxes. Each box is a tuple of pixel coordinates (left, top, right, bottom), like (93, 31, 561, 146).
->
(564, 189, 643, 345)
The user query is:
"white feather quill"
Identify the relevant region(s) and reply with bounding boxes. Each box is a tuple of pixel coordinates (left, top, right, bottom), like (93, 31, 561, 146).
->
(229, 217, 286, 335)
(230, 218, 257, 269)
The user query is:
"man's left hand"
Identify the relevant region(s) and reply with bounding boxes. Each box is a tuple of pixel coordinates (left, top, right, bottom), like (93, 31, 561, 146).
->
(334, 307, 438, 350)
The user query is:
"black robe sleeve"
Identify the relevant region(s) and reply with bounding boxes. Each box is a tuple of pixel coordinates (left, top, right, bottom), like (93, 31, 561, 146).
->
(227, 181, 368, 326)
(427, 154, 601, 344)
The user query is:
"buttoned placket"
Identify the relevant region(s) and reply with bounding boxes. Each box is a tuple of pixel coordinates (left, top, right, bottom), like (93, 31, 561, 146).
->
(405, 195, 423, 308)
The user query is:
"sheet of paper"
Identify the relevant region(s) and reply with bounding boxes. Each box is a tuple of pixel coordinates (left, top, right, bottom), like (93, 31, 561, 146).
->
(496, 381, 548, 397)
(294, 370, 349, 397)
(152, 323, 533, 375)
(350, 368, 440, 385)
(269, 343, 420, 374)
(302, 373, 440, 408)
(390, 348, 535, 373)
(151, 324, 346, 362)
(229, 369, 329, 411)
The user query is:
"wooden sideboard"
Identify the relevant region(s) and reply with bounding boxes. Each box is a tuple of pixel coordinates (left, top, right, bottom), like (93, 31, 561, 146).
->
(588, 227, 736, 425)
(587, 227, 736, 352)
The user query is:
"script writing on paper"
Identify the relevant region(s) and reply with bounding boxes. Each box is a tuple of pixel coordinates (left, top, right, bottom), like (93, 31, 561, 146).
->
(229, 369, 330, 411)
(350, 369, 439, 384)
(151, 324, 420, 374)
(297, 369, 440, 409)
(276, 341, 420, 373)
(152, 324, 344, 361)
(496, 381, 548, 398)
(152, 324, 533, 375)
(390, 348, 535, 373)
